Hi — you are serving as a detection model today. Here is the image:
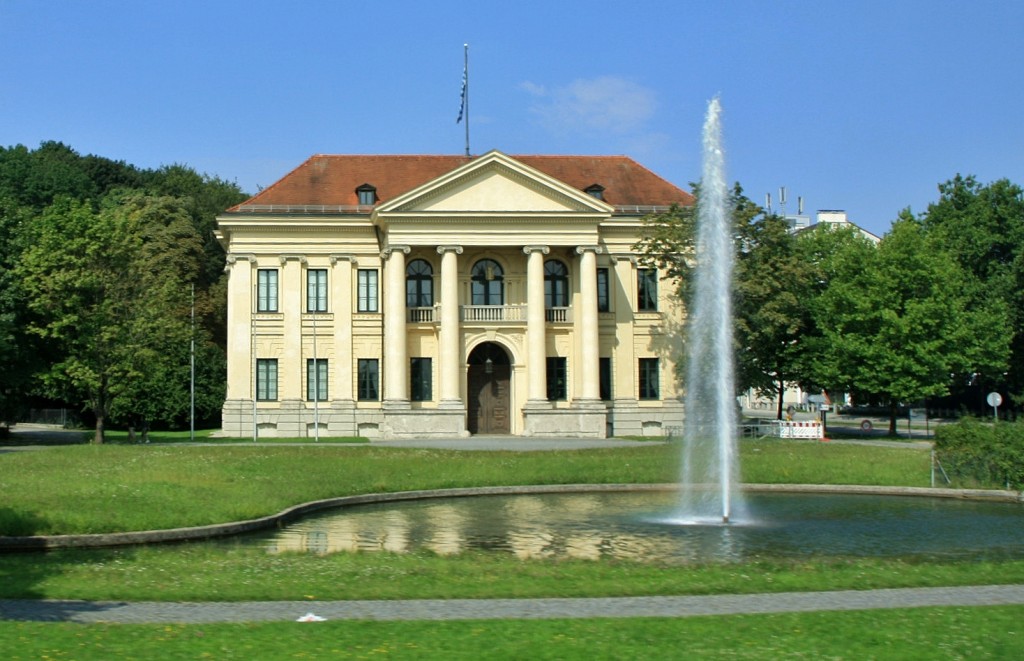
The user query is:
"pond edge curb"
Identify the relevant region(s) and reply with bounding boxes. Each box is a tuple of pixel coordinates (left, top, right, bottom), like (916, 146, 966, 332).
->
(2, 483, 1020, 551)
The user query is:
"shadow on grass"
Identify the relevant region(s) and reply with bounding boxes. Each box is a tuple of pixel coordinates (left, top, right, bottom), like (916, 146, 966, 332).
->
(0, 508, 139, 621)
(0, 427, 89, 447)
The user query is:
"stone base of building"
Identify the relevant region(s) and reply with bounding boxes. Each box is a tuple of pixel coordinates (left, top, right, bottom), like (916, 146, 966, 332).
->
(522, 404, 607, 438)
(382, 408, 469, 439)
(222, 398, 683, 440)
(607, 398, 684, 438)
(220, 399, 384, 439)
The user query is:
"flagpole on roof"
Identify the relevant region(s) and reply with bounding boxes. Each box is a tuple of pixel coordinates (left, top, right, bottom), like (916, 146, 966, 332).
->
(457, 43, 470, 156)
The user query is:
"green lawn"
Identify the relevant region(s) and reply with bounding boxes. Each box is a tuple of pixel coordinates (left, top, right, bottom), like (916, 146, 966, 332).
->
(1, 437, 1018, 658)
(2, 606, 1021, 660)
(0, 440, 932, 535)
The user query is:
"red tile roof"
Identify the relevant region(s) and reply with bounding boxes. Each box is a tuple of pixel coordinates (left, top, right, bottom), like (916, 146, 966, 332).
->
(230, 154, 693, 211)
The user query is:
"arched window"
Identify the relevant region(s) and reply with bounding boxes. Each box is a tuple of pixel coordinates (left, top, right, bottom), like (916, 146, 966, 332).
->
(406, 259, 433, 307)
(544, 260, 569, 308)
(471, 259, 504, 305)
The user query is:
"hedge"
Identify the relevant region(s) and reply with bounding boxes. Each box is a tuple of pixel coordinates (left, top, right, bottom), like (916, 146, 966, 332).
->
(934, 419, 1024, 489)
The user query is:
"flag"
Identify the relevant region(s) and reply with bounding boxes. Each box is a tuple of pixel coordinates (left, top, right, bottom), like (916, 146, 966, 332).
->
(456, 64, 467, 124)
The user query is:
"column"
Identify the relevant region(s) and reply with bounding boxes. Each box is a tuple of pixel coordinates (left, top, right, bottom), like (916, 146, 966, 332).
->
(279, 254, 306, 400)
(576, 246, 602, 402)
(383, 245, 410, 407)
(224, 254, 254, 401)
(437, 245, 464, 407)
(523, 245, 549, 405)
(330, 254, 355, 402)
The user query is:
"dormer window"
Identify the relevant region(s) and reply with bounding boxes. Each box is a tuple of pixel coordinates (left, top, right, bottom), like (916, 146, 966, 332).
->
(585, 184, 605, 200)
(356, 184, 377, 206)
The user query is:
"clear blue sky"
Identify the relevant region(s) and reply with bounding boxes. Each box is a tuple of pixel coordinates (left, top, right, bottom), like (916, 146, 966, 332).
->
(3, 0, 1021, 237)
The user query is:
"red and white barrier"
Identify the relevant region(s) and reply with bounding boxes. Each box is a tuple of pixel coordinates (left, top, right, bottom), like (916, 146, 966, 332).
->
(771, 420, 824, 440)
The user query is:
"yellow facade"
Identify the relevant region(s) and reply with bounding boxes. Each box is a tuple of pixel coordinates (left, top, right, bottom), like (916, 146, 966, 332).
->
(216, 151, 686, 439)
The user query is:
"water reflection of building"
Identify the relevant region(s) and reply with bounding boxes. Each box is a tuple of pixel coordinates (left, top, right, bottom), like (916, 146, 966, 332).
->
(263, 493, 708, 563)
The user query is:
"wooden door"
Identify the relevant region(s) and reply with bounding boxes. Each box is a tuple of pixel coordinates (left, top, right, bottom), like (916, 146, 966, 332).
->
(467, 364, 511, 434)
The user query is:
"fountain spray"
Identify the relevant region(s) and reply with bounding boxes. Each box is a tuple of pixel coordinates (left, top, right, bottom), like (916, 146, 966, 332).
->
(677, 97, 742, 524)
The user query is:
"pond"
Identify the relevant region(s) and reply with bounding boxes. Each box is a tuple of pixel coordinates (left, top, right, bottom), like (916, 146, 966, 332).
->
(234, 491, 1024, 564)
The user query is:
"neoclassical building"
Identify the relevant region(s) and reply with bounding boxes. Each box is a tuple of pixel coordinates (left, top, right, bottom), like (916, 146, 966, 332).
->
(216, 150, 693, 439)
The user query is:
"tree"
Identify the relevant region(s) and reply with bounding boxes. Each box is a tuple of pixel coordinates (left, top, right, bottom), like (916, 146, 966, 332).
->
(734, 213, 817, 418)
(17, 193, 204, 442)
(0, 198, 35, 428)
(919, 175, 1024, 412)
(799, 215, 1010, 433)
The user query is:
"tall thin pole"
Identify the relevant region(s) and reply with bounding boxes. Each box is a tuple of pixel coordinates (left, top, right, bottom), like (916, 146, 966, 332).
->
(252, 278, 257, 442)
(312, 301, 320, 442)
(464, 44, 470, 157)
(457, 43, 470, 156)
(190, 283, 196, 443)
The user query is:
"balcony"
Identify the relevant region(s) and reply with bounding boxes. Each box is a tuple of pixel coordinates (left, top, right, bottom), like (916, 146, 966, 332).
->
(407, 307, 436, 323)
(545, 307, 571, 323)
(407, 305, 572, 324)
(461, 305, 526, 323)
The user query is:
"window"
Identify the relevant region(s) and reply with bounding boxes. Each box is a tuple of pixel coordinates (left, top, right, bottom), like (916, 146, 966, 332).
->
(256, 358, 278, 401)
(597, 267, 610, 312)
(357, 269, 378, 312)
(546, 357, 567, 401)
(585, 184, 605, 200)
(638, 268, 658, 311)
(410, 357, 432, 402)
(639, 358, 660, 400)
(471, 259, 504, 305)
(357, 184, 376, 206)
(357, 359, 379, 401)
(599, 357, 612, 401)
(544, 260, 569, 308)
(406, 259, 434, 308)
(257, 269, 278, 312)
(307, 358, 328, 401)
(307, 269, 327, 312)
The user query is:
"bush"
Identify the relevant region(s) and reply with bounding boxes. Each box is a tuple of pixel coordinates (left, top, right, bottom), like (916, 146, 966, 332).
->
(934, 419, 1024, 489)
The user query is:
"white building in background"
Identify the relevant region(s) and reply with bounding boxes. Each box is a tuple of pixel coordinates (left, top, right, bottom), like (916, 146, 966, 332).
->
(215, 150, 693, 439)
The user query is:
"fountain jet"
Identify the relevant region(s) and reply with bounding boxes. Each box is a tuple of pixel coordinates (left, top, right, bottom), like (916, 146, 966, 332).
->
(677, 97, 743, 525)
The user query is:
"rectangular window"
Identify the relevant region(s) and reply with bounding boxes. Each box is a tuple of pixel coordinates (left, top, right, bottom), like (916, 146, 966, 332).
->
(357, 269, 378, 312)
(256, 358, 278, 401)
(597, 268, 610, 312)
(599, 357, 612, 401)
(307, 269, 327, 313)
(357, 358, 379, 401)
(546, 357, 567, 401)
(639, 358, 660, 400)
(257, 269, 279, 312)
(410, 357, 432, 402)
(307, 358, 328, 401)
(638, 268, 658, 311)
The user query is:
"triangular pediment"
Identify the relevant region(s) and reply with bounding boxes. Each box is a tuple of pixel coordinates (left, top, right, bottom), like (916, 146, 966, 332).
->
(377, 150, 615, 216)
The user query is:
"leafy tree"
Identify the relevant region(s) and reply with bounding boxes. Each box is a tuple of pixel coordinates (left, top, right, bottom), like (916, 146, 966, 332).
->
(1, 142, 248, 433)
(799, 215, 1010, 433)
(17, 193, 205, 442)
(0, 198, 37, 428)
(734, 213, 817, 418)
(919, 175, 1024, 411)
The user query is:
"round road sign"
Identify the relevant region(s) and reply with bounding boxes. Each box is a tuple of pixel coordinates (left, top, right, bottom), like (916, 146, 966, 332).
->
(987, 392, 1003, 408)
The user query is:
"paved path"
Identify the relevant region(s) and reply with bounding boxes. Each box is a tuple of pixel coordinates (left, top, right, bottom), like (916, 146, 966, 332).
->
(2, 585, 1023, 623)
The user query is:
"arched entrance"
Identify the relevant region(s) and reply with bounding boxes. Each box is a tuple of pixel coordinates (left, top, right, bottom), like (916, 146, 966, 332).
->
(467, 342, 512, 435)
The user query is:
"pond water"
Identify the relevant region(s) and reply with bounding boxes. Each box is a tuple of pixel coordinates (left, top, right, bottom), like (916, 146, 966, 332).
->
(235, 491, 1024, 564)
